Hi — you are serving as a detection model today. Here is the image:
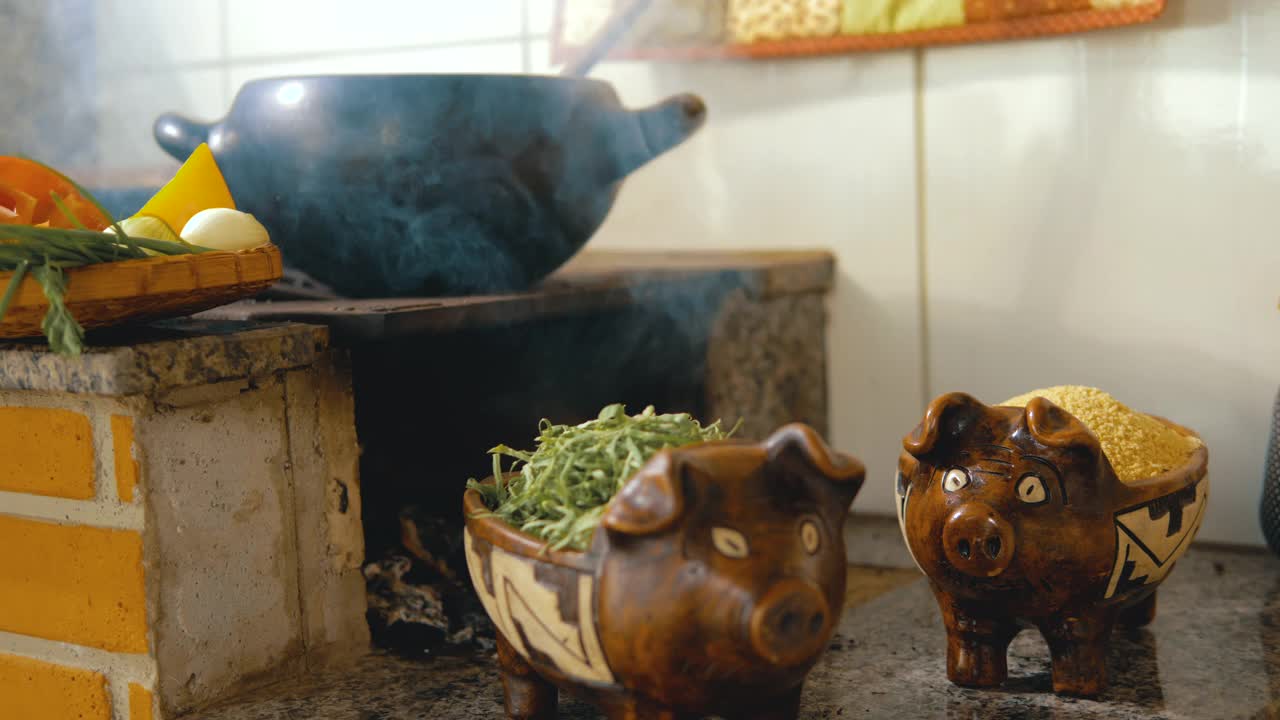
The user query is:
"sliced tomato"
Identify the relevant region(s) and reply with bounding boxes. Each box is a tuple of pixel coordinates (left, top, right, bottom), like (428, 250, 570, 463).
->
(0, 157, 112, 230)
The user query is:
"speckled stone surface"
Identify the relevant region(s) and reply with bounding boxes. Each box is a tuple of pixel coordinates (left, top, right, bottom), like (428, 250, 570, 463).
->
(805, 546, 1279, 719)
(186, 542, 1280, 719)
(706, 288, 828, 441)
(0, 319, 327, 395)
(200, 250, 836, 344)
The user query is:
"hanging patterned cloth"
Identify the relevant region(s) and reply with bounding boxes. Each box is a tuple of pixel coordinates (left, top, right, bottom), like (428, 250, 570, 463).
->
(553, 0, 1165, 61)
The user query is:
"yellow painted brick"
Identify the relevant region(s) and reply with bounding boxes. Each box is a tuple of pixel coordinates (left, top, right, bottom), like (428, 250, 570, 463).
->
(113, 415, 140, 503)
(0, 653, 111, 720)
(130, 683, 154, 720)
(0, 515, 149, 653)
(0, 407, 94, 499)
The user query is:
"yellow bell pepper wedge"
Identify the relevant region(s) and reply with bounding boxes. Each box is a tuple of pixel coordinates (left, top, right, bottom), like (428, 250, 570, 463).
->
(135, 143, 236, 232)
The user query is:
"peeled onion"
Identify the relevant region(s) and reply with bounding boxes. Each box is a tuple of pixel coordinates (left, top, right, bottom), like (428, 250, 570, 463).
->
(180, 208, 271, 251)
(103, 215, 182, 255)
(114, 215, 181, 243)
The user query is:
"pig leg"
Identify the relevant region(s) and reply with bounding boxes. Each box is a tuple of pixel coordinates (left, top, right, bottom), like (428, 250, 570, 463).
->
(1119, 590, 1157, 628)
(939, 600, 1017, 687)
(495, 631, 557, 720)
(1038, 611, 1115, 697)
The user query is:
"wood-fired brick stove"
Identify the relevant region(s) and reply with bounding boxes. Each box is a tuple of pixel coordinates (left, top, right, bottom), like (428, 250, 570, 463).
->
(203, 249, 836, 657)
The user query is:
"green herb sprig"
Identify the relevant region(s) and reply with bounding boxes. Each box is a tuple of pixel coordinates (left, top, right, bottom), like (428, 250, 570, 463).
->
(467, 404, 741, 552)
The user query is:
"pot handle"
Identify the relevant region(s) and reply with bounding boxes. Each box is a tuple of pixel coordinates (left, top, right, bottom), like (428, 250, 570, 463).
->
(153, 113, 213, 160)
(604, 92, 707, 185)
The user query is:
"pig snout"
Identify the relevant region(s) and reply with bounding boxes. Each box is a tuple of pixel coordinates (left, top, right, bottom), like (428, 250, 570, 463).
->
(749, 578, 832, 667)
(942, 503, 1015, 577)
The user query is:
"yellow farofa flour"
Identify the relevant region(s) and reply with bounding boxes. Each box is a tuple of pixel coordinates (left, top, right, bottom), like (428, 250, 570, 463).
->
(1000, 386, 1201, 484)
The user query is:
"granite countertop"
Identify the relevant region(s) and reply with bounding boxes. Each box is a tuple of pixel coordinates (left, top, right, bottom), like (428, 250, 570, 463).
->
(199, 250, 836, 343)
(0, 249, 833, 391)
(0, 319, 327, 395)
(187, 517, 1280, 720)
(807, 545, 1278, 720)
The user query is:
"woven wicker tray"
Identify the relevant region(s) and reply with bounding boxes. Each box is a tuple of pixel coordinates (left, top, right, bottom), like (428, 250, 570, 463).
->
(0, 245, 283, 338)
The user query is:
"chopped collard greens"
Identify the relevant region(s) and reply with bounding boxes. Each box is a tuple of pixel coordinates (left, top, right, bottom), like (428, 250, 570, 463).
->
(467, 404, 740, 551)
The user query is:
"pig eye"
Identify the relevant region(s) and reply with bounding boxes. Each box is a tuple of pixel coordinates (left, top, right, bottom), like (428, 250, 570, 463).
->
(800, 520, 821, 554)
(942, 468, 969, 493)
(1016, 474, 1048, 505)
(712, 527, 749, 558)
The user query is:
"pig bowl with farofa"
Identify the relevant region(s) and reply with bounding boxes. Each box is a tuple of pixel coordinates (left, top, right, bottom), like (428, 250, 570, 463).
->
(896, 386, 1208, 698)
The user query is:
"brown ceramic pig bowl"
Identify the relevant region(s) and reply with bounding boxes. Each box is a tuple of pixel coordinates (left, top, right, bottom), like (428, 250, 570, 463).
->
(463, 423, 865, 720)
(896, 393, 1209, 698)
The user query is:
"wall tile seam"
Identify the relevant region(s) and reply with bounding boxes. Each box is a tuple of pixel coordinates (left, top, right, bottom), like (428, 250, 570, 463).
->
(0, 392, 141, 507)
(96, 34, 532, 75)
(0, 629, 158, 720)
(0, 492, 145, 530)
(92, 406, 120, 507)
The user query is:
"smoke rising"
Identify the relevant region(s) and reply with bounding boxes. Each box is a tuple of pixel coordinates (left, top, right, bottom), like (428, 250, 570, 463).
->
(0, 0, 98, 168)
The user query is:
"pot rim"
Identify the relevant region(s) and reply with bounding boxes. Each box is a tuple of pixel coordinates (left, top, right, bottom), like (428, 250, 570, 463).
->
(463, 478, 596, 573)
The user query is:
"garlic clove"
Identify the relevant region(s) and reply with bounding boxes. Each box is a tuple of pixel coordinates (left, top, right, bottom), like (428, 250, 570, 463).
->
(180, 208, 271, 251)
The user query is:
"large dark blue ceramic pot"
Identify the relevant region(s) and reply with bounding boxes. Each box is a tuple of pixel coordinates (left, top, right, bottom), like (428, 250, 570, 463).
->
(154, 75, 706, 297)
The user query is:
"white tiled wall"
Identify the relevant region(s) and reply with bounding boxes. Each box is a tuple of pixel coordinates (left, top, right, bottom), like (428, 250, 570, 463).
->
(94, 0, 224, 69)
(918, 0, 1280, 547)
(584, 54, 926, 521)
(223, 0, 527, 58)
(92, 1, 540, 169)
(224, 43, 528, 91)
(88, 1, 1280, 546)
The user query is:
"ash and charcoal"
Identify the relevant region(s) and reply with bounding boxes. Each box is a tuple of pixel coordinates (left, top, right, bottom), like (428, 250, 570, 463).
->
(363, 507, 494, 658)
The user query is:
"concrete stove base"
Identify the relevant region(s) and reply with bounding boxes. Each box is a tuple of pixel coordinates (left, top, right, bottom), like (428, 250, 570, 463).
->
(0, 321, 368, 720)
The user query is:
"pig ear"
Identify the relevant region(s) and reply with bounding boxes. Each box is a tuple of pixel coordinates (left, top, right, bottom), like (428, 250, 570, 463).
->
(765, 424, 866, 490)
(903, 392, 989, 458)
(601, 450, 685, 537)
(1022, 397, 1103, 456)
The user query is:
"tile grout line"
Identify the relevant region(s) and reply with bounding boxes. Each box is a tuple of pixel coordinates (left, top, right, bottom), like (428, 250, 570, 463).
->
(913, 48, 932, 406)
(0, 491, 144, 530)
(107, 34, 537, 76)
(521, 0, 534, 73)
(91, 405, 117, 506)
(220, 0, 232, 105)
(0, 630, 157, 703)
(108, 673, 132, 720)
